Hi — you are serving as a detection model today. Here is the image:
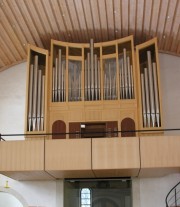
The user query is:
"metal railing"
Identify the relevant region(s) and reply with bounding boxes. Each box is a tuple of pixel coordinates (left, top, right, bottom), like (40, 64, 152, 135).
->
(166, 181, 180, 207)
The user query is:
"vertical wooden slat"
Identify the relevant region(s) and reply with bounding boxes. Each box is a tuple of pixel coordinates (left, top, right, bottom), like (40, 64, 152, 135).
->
(163, 1, 179, 50)
(90, 0, 102, 42)
(24, 0, 49, 48)
(135, 0, 145, 44)
(49, 0, 68, 42)
(0, 8, 26, 58)
(142, 0, 153, 41)
(113, 0, 122, 39)
(97, 0, 108, 41)
(129, 0, 136, 36)
(65, 0, 82, 42)
(156, 0, 169, 50)
(32, 0, 54, 46)
(66, 0, 82, 42)
(16, 0, 44, 48)
(0, 34, 16, 63)
(41, 0, 61, 41)
(121, 0, 129, 37)
(6, 0, 36, 46)
(158, 0, 170, 50)
(0, 23, 21, 61)
(105, 0, 115, 40)
(169, 2, 180, 53)
(74, 0, 90, 42)
(81, 0, 95, 40)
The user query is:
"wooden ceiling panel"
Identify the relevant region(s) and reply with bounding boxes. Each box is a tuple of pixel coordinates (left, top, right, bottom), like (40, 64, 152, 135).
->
(121, 0, 129, 37)
(0, 0, 179, 72)
(0, 23, 22, 61)
(142, 0, 153, 42)
(105, 0, 115, 40)
(97, 0, 108, 41)
(157, 0, 170, 50)
(89, 0, 102, 43)
(129, 0, 136, 37)
(135, 0, 145, 44)
(74, 0, 89, 42)
(81, 0, 95, 41)
(16, 0, 44, 48)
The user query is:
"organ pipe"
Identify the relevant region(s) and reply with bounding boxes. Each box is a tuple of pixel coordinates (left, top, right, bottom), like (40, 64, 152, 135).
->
(119, 49, 134, 100)
(28, 64, 34, 131)
(140, 51, 161, 128)
(32, 55, 38, 131)
(141, 73, 147, 127)
(52, 49, 66, 102)
(153, 62, 160, 127)
(84, 47, 100, 101)
(144, 67, 151, 127)
(28, 55, 45, 132)
(147, 51, 155, 127)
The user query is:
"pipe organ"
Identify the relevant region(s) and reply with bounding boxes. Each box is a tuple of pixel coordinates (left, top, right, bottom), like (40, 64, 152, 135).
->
(136, 38, 162, 131)
(25, 45, 48, 135)
(25, 36, 163, 138)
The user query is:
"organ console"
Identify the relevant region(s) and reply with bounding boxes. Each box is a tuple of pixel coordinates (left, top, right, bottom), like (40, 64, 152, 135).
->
(25, 36, 163, 138)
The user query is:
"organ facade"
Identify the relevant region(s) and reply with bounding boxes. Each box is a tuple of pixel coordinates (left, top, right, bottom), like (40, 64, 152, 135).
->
(25, 35, 163, 139)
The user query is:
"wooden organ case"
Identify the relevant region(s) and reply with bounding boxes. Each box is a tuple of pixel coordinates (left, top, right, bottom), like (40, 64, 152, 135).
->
(25, 36, 163, 138)
(25, 45, 48, 137)
(136, 38, 163, 134)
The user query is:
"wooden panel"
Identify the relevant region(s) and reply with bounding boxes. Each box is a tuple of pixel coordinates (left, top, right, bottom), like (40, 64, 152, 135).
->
(69, 122, 81, 138)
(106, 121, 118, 137)
(139, 136, 180, 177)
(52, 120, 66, 139)
(45, 139, 94, 178)
(0, 140, 53, 180)
(92, 137, 140, 177)
(121, 118, 136, 137)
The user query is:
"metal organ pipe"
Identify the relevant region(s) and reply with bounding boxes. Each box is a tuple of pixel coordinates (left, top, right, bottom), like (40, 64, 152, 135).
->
(28, 64, 34, 131)
(85, 41, 100, 101)
(37, 69, 42, 131)
(28, 55, 45, 131)
(141, 73, 147, 127)
(52, 49, 66, 102)
(144, 67, 151, 127)
(147, 51, 155, 127)
(153, 62, 160, 127)
(119, 49, 134, 100)
(32, 55, 38, 131)
(140, 51, 161, 128)
(58, 49, 62, 102)
(41, 75, 45, 131)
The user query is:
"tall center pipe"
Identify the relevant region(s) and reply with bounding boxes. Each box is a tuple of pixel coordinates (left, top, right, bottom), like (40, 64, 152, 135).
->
(90, 39, 94, 100)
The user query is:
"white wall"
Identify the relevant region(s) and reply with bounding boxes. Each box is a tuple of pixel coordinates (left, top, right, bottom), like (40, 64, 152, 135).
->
(0, 63, 26, 140)
(0, 53, 180, 207)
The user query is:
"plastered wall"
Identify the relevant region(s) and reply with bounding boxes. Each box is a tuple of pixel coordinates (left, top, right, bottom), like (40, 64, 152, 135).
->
(0, 53, 180, 207)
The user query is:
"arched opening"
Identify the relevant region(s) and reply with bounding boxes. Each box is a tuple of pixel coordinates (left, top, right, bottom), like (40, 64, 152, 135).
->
(52, 120, 66, 139)
(121, 117, 136, 137)
(0, 186, 28, 207)
(80, 188, 91, 207)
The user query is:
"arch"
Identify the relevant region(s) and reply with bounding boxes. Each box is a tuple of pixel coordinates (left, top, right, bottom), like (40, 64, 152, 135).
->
(121, 117, 136, 137)
(0, 186, 28, 207)
(80, 188, 91, 207)
(52, 120, 66, 139)
(93, 197, 119, 207)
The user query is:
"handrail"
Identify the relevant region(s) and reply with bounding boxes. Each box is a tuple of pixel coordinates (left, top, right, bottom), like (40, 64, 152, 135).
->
(0, 134, 5, 141)
(166, 181, 180, 207)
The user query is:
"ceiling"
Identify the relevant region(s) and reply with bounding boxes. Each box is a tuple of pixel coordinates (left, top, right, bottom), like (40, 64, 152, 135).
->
(0, 0, 179, 72)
